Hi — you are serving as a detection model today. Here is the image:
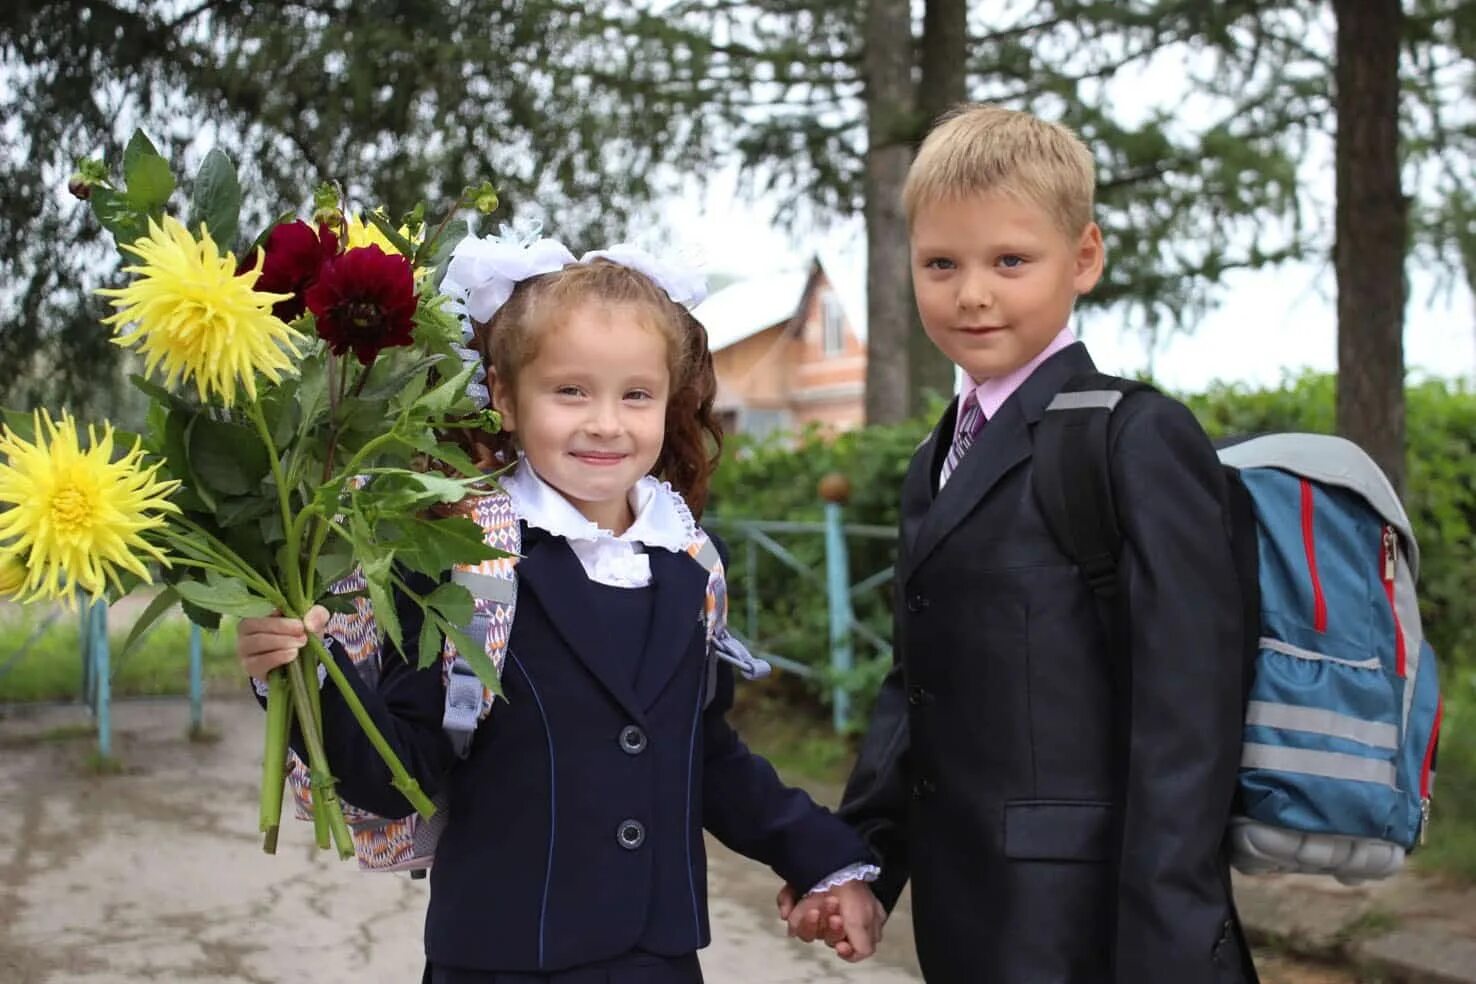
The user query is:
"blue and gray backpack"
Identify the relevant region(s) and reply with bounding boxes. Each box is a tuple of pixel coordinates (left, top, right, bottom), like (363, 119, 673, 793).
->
(1034, 373, 1444, 885)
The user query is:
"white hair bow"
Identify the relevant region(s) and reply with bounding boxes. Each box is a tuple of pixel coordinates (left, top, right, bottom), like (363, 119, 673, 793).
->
(440, 231, 708, 326)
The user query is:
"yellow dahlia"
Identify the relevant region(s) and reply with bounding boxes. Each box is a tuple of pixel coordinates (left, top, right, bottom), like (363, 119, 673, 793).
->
(98, 216, 303, 407)
(0, 550, 25, 598)
(0, 409, 180, 608)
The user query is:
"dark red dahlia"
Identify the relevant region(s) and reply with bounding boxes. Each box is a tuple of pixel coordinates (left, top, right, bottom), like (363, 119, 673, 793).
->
(304, 244, 418, 366)
(244, 220, 339, 322)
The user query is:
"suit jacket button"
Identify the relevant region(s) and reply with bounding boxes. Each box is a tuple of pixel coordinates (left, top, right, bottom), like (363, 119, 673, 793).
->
(907, 685, 932, 706)
(907, 593, 929, 613)
(617, 819, 646, 850)
(912, 778, 936, 800)
(619, 724, 648, 755)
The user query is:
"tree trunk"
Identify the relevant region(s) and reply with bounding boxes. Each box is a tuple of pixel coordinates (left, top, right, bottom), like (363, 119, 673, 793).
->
(908, 0, 968, 413)
(1332, 0, 1407, 494)
(862, 0, 917, 425)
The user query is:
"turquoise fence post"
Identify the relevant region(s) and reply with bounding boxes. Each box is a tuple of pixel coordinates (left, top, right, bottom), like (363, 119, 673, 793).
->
(89, 599, 111, 759)
(819, 473, 854, 733)
(189, 622, 204, 733)
(80, 604, 94, 707)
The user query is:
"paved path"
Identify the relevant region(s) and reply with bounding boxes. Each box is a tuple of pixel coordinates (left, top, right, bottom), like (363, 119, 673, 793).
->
(4, 696, 1459, 984)
(0, 697, 921, 984)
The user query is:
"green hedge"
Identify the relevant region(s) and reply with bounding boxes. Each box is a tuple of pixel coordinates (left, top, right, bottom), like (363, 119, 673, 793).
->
(708, 374, 1476, 722)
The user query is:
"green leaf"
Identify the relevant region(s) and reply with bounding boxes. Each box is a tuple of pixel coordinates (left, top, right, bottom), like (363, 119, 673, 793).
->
(394, 515, 503, 576)
(125, 153, 175, 213)
(216, 494, 274, 528)
(416, 606, 443, 669)
(186, 414, 271, 498)
(416, 217, 467, 271)
(123, 129, 162, 176)
(260, 379, 302, 449)
(355, 354, 443, 403)
(1, 408, 36, 442)
(295, 352, 331, 435)
(424, 581, 474, 627)
(174, 575, 275, 618)
(128, 373, 176, 406)
(405, 471, 472, 503)
(314, 539, 356, 586)
(441, 618, 502, 695)
(117, 587, 181, 663)
(189, 148, 241, 250)
(362, 553, 402, 653)
(180, 599, 222, 631)
(89, 186, 149, 250)
(364, 210, 416, 258)
(414, 362, 477, 417)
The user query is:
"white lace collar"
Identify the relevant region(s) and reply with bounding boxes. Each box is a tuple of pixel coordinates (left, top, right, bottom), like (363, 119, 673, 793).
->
(499, 458, 697, 552)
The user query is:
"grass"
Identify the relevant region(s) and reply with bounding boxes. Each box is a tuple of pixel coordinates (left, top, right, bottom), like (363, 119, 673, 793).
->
(732, 670, 1476, 889)
(728, 682, 857, 796)
(0, 606, 241, 703)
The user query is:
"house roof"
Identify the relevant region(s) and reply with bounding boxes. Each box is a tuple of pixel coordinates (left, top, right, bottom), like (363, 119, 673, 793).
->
(693, 270, 810, 352)
(695, 249, 870, 353)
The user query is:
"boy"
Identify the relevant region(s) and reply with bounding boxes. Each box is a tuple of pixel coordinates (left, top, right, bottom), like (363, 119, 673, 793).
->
(784, 104, 1258, 983)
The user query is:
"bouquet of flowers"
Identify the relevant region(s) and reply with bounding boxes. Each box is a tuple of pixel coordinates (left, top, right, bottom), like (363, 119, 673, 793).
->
(1, 129, 507, 857)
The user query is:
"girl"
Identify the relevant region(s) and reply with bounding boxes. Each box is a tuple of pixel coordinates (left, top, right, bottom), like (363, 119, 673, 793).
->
(236, 238, 885, 983)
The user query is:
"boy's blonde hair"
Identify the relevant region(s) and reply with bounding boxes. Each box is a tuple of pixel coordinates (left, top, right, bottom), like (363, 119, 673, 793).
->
(903, 103, 1096, 236)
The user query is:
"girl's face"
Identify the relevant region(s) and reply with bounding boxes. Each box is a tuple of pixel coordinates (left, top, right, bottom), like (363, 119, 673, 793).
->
(493, 300, 671, 535)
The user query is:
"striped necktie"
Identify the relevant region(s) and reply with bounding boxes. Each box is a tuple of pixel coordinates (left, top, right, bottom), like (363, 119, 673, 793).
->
(938, 392, 984, 488)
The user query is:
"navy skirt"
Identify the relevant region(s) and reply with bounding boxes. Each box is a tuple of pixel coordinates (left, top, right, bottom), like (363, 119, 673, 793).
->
(424, 951, 704, 984)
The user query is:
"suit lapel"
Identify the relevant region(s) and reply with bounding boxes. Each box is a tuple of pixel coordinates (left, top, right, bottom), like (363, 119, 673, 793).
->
(632, 546, 710, 709)
(899, 408, 952, 566)
(907, 398, 1031, 577)
(903, 342, 1099, 580)
(514, 535, 645, 721)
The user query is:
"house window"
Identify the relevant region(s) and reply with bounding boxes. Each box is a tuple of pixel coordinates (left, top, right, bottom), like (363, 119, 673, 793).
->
(741, 408, 790, 441)
(821, 290, 847, 356)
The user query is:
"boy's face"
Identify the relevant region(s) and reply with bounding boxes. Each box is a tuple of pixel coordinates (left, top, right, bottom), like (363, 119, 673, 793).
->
(910, 190, 1104, 382)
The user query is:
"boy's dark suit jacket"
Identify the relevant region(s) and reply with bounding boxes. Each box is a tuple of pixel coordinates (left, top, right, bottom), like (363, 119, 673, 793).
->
(839, 342, 1258, 984)
(304, 528, 869, 974)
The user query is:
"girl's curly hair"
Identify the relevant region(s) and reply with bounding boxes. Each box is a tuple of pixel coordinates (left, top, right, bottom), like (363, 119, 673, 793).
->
(447, 259, 724, 516)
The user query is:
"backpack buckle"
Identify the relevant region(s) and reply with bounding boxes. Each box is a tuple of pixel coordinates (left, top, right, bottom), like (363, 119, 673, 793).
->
(443, 657, 483, 758)
(713, 630, 771, 681)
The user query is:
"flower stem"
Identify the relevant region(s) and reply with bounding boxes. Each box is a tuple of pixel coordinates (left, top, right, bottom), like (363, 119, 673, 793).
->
(259, 666, 292, 853)
(312, 634, 437, 820)
(284, 656, 355, 860)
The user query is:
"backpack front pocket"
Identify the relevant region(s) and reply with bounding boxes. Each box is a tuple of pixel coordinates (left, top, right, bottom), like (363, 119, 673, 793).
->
(1239, 640, 1403, 840)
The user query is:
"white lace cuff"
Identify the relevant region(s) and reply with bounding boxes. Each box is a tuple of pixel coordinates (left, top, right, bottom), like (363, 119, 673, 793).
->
(251, 660, 327, 697)
(804, 862, 881, 896)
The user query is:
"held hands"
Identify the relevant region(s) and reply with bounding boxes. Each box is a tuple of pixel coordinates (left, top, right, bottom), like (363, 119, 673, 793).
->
(777, 880, 886, 962)
(236, 606, 331, 681)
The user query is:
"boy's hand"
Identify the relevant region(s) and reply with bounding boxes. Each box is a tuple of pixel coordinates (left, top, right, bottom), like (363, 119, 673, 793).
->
(826, 879, 886, 961)
(237, 606, 329, 680)
(780, 882, 886, 961)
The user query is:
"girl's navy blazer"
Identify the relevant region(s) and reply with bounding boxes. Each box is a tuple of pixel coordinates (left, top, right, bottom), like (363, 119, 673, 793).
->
(308, 525, 871, 974)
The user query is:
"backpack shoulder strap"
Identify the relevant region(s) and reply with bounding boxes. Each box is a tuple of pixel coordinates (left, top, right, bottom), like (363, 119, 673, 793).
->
(687, 526, 770, 708)
(442, 490, 522, 757)
(1032, 372, 1155, 627)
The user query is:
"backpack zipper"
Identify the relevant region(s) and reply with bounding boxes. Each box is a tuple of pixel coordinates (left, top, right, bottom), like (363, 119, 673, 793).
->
(1300, 480, 1328, 632)
(1382, 525, 1407, 677)
(1420, 696, 1443, 845)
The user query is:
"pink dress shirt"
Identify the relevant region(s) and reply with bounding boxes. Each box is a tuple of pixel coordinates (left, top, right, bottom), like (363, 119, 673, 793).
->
(952, 327, 1077, 442)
